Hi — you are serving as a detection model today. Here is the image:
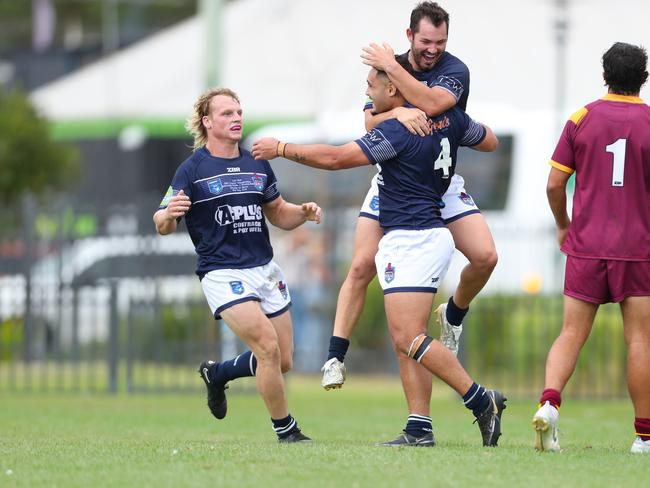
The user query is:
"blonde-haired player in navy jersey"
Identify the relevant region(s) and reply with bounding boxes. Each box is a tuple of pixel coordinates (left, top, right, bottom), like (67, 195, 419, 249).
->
(154, 88, 321, 443)
(533, 42, 650, 454)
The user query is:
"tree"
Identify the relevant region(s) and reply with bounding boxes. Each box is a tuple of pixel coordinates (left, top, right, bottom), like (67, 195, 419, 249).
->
(0, 86, 79, 206)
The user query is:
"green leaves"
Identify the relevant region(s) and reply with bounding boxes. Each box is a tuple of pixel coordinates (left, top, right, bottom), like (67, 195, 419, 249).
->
(0, 87, 80, 205)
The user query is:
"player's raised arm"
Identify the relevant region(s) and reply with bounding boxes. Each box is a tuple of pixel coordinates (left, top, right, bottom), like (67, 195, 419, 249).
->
(362, 42, 457, 117)
(251, 138, 370, 170)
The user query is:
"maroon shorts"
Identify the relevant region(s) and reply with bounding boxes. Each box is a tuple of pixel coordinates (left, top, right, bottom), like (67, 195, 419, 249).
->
(564, 256, 650, 304)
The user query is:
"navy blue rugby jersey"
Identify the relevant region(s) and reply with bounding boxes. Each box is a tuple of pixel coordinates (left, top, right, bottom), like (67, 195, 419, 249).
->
(158, 147, 280, 276)
(355, 107, 486, 232)
(364, 51, 470, 112)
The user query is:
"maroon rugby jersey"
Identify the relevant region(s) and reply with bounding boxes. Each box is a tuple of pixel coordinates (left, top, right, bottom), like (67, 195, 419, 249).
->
(550, 94, 650, 261)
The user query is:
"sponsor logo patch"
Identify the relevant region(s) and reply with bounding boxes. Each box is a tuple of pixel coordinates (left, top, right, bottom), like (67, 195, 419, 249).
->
(215, 204, 262, 225)
(430, 115, 450, 131)
(229, 281, 244, 295)
(437, 75, 464, 96)
(385, 263, 395, 283)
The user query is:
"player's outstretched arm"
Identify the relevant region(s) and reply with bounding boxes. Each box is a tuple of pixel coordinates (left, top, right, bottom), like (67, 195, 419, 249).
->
(153, 189, 191, 235)
(263, 197, 322, 230)
(361, 42, 457, 117)
(251, 138, 370, 170)
(546, 167, 572, 246)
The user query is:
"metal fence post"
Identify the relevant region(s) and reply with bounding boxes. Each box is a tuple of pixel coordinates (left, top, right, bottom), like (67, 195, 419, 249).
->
(108, 279, 119, 393)
(21, 193, 36, 365)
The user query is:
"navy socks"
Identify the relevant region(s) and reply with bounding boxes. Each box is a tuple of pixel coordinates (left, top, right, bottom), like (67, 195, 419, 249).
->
(208, 350, 257, 385)
(463, 383, 490, 417)
(327, 336, 350, 362)
(446, 296, 469, 326)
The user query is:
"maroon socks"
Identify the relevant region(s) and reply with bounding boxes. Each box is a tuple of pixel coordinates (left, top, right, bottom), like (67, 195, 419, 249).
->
(539, 388, 562, 410)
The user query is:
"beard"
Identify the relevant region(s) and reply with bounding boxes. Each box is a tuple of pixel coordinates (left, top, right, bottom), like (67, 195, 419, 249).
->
(412, 47, 440, 71)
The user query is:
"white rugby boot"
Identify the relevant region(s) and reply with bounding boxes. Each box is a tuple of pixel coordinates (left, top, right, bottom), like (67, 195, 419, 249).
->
(321, 357, 346, 390)
(532, 401, 560, 452)
(436, 303, 462, 357)
(630, 436, 650, 453)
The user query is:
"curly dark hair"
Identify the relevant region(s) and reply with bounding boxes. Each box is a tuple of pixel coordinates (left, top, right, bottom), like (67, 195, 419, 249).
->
(602, 42, 648, 95)
(410, 1, 450, 34)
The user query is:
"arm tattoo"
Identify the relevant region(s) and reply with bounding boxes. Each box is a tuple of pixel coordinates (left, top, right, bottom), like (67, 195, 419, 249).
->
(295, 153, 306, 163)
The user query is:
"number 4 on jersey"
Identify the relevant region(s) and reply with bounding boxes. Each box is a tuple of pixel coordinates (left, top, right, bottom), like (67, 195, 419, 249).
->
(605, 138, 626, 187)
(434, 137, 452, 178)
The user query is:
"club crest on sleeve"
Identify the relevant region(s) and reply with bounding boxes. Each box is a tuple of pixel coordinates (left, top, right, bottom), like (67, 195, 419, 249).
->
(459, 192, 475, 206)
(229, 281, 244, 295)
(385, 263, 395, 283)
(208, 178, 223, 195)
(370, 195, 380, 211)
(278, 281, 288, 300)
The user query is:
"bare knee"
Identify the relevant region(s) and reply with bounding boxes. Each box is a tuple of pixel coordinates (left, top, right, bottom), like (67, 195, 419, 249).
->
(253, 334, 282, 367)
(468, 248, 498, 273)
(346, 254, 376, 286)
(557, 325, 591, 347)
(280, 354, 293, 374)
(390, 330, 417, 357)
(393, 332, 435, 363)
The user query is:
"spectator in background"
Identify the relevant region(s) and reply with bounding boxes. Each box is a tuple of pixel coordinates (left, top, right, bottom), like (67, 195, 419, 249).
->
(273, 227, 330, 372)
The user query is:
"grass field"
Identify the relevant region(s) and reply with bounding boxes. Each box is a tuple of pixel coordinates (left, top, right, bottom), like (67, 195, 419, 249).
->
(1, 376, 645, 488)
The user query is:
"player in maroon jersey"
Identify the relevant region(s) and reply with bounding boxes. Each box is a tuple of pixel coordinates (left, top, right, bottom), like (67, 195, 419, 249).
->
(533, 42, 650, 453)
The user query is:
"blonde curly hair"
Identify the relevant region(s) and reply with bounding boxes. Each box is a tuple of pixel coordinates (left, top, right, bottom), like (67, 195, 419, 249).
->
(186, 87, 240, 150)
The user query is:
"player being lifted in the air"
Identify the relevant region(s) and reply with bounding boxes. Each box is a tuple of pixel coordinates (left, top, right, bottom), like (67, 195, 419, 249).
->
(252, 58, 506, 447)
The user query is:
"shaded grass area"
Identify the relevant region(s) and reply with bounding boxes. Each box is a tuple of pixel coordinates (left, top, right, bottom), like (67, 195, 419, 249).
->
(0, 376, 644, 487)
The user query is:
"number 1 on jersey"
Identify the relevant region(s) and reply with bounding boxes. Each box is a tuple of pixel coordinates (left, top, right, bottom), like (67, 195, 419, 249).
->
(605, 138, 626, 187)
(434, 137, 452, 179)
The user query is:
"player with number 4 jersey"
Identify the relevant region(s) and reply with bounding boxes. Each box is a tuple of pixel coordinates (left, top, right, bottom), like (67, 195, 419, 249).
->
(252, 61, 507, 447)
